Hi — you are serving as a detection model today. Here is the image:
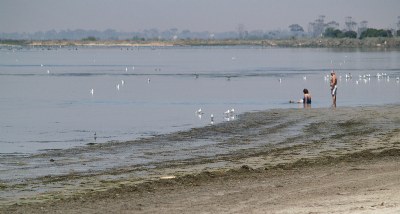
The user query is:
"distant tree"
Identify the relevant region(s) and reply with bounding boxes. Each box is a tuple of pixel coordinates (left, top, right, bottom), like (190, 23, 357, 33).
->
(386, 30, 393, 37)
(359, 28, 393, 39)
(323, 28, 343, 38)
(103, 29, 118, 40)
(143, 28, 159, 40)
(170, 28, 179, 39)
(45, 30, 57, 40)
(343, 31, 357, 38)
(289, 24, 304, 32)
(326, 21, 339, 29)
(308, 15, 326, 37)
(358, 20, 368, 36)
(82, 36, 97, 41)
(248, 30, 264, 40)
(180, 30, 192, 39)
(237, 24, 247, 39)
(345, 16, 357, 32)
(397, 30, 400, 37)
(132, 36, 145, 41)
(324, 28, 357, 38)
(397, 16, 400, 30)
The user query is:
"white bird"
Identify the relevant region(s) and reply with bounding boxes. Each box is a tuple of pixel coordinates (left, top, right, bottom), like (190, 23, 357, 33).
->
(90, 88, 94, 96)
(225, 115, 236, 122)
(125, 67, 128, 72)
(121, 80, 124, 86)
(210, 114, 214, 124)
(279, 78, 282, 83)
(148, 78, 151, 83)
(303, 76, 307, 80)
(132, 66, 135, 71)
(41, 64, 44, 67)
(196, 108, 204, 115)
(224, 108, 236, 121)
(116, 84, 120, 90)
(224, 108, 235, 115)
(47, 70, 50, 74)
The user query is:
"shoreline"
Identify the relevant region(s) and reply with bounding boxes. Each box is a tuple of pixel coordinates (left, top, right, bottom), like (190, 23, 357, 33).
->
(1, 105, 400, 213)
(4, 149, 400, 213)
(1, 37, 400, 48)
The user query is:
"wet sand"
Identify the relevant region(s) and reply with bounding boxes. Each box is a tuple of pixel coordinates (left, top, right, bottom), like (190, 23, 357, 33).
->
(1, 105, 400, 213)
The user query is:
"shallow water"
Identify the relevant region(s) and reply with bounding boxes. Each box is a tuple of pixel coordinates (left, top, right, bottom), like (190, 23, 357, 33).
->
(0, 46, 399, 154)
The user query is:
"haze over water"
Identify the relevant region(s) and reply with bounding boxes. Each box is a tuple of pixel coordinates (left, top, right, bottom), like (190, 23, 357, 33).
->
(0, 46, 399, 154)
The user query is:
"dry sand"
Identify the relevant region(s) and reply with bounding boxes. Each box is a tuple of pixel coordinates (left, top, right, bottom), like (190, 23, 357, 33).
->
(1, 105, 400, 213)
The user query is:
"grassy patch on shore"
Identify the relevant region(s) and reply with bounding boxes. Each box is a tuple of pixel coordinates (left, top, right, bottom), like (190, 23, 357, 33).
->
(0, 39, 29, 46)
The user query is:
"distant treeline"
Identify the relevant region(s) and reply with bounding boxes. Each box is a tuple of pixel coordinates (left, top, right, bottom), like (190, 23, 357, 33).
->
(1, 27, 399, 42)
(324, 28, 397, 39)
(0, 29, 296, 41)
(2, 14, 400, 41)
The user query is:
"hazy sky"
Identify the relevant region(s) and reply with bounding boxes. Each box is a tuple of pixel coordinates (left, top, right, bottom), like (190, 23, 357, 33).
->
(1, 0, 399, 33)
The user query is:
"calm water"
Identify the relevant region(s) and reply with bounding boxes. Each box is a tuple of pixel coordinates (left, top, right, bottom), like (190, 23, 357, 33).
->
(0, 46, 399, 154)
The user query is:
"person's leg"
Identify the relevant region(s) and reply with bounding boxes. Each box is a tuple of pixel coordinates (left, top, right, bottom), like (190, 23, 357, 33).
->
(332, 86, 337, 107)
(333, 95, 336, 107)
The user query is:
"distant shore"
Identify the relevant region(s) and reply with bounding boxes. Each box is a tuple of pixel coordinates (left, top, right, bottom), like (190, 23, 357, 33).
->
(1, 37, 400, 48)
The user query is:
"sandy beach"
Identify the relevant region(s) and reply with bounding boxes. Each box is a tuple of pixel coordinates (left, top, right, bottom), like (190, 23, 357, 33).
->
(1, 105, 400, 213)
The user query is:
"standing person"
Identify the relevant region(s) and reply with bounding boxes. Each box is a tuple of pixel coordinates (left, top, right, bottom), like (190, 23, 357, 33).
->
(330, 70, 337, 107)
